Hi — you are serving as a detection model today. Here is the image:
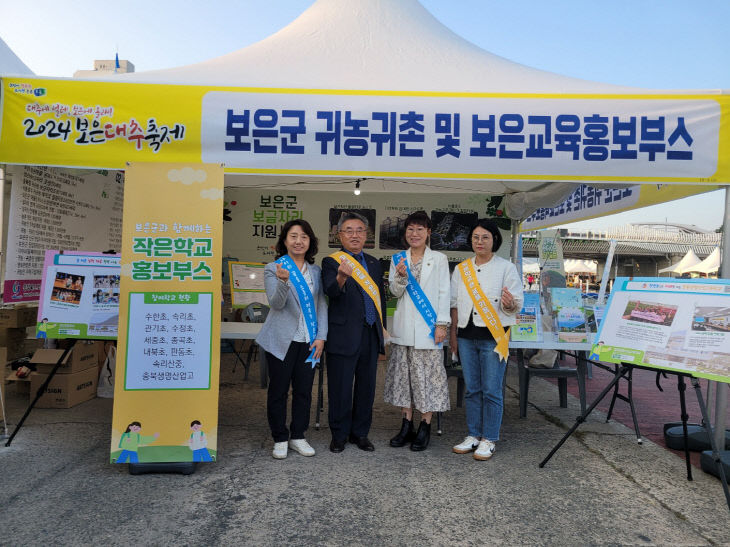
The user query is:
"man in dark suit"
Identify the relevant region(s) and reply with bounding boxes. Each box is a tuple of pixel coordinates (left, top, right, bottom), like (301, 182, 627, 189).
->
(322, 211, 386, 453)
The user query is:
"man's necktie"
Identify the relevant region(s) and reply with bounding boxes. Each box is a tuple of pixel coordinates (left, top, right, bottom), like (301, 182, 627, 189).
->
(356, 253, 377, 326)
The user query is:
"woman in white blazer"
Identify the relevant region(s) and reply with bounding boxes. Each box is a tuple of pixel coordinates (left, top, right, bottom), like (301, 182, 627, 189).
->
(384, 211, 450, 451)
(449, 219, 523, 461)
(256, 219, 327, 460)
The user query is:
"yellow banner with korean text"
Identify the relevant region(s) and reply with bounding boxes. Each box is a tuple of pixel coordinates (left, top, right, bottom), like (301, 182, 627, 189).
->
(110, 162, 223, 465)
(2, 76, 730, 184)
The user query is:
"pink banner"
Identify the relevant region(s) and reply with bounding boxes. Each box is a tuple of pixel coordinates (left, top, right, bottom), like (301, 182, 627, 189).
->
(3, 279, 42, 303)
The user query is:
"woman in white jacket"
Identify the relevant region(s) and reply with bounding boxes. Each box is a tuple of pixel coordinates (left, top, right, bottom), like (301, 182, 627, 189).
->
(384, 211, 450, 451)
(449, 219, 523, 461)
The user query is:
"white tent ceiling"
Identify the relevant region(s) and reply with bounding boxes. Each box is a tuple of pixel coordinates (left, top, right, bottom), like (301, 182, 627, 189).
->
(95, 0, 662, 216)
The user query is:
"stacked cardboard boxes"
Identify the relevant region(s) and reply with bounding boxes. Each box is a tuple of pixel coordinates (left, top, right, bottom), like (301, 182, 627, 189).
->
(29, 342, 98, 408)
(0, 306, 39, 360)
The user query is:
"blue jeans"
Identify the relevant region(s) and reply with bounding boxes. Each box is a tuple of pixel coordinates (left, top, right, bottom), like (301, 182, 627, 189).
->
(116, 450, 138, 464)
(458, 338, 507, 441)
(192, 448, 213, 462)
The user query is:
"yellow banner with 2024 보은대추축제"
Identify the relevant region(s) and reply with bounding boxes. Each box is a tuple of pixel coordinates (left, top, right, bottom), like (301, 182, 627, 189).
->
(2, 76, 730, 183)
(110, 162, 223, 465)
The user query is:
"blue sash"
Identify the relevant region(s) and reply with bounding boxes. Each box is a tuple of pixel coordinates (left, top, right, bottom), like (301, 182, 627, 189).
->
(392, 251, 439, 344)
(276, 255, 319, 367)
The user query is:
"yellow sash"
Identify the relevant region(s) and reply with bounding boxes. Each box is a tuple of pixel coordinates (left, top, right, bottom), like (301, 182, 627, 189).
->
(330, 251, 383, 322)
(458, 259, 510, 362)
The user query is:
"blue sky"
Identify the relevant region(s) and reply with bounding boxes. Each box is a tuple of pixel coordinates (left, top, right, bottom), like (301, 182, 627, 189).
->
(1, 0, 728, 230)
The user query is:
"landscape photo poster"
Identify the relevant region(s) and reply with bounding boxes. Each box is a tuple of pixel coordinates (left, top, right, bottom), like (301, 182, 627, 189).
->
(591, 277, 730, 383)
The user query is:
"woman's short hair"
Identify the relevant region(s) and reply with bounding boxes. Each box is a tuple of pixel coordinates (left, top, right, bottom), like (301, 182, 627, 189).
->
(401, 210, 431, 246)
(404, 210, 431, 230)
(275, 219, 319, 264)
(468, 218, 503, 253)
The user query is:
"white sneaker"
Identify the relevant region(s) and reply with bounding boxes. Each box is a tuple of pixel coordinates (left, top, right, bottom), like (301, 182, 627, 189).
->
(272, 441, 288, 459)
(452, 436, 480, 454)
(473, 440, 496, 460)
(288, 438, 315, 457)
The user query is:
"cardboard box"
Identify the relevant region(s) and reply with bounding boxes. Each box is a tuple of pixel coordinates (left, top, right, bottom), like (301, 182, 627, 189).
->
(30, 366, 97, 408)
(0, 307, 39, 328)
(5, 371, 33, 396)
(0, 327, 26, 347)
(30, 343, 98, 375)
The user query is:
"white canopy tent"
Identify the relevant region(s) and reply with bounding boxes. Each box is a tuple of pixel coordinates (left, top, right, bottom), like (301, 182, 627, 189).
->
(690, 246, 721, 274)
(1, 0, 728, 455)
(564, 259, 598, 274)
(658, 248, 702, 275)
(71, 0, 718, 219)
(0, 36, 32, 76)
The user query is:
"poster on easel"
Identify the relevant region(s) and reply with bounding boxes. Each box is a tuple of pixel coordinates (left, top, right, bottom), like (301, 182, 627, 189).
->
(591, 277, 730, 383)
(36, 250, 121, 339)
(228, 261, 267, 308)
(110, 163, 223, 464)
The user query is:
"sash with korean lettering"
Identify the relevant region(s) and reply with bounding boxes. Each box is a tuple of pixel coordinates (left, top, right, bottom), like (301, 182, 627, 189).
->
(329, 251, 383, 322)
(276, 255, 319, 367)
(457, 259, 510, 362)
(392, 251, 439, 345)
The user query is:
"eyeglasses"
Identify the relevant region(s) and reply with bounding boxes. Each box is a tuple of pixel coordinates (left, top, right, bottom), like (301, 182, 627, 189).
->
(471, 235, 492, 242)
(340, 228, 367, 236)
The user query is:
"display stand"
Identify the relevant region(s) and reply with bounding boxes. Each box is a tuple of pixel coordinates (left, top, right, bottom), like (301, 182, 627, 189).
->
(604, 364, 643, 445)
(0, 374, 8, 440)
(4, 345, 73, 447)
(129, 462, 196, 475)
(539, 362, 730, 512)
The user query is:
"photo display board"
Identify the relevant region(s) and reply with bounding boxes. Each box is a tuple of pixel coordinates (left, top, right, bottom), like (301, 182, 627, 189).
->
(228, 261, 267, 308)
(592, 277, 730, 383)
(36, 250, 121, 339)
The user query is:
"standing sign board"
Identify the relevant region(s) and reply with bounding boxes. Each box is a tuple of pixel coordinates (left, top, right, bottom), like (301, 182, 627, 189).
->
(592, 277, 730, 383)
(110, 163, 223, 464)
(36, 250, 121, 339)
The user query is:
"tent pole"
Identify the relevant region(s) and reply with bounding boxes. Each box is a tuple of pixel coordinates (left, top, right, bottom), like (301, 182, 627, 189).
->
(714, 188, 730, 449)
(510, 218, 520, 268)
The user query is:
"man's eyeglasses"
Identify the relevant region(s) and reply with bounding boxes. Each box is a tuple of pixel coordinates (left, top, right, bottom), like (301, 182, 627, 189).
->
(340, 228, 367, 236)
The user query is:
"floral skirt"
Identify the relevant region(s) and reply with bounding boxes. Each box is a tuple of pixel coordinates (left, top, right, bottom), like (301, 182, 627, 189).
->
(383, 344, 450, 412)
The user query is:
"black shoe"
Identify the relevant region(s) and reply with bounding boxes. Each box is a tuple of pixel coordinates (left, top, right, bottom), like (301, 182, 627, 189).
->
(410, 420, 431, 452)
(348, 434, 375, 452)
(329, 438, 346, 453)
(390, 418, 416, 447)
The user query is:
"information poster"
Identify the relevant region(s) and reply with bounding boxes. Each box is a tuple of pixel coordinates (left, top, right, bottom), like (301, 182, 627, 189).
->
(36, 251, 120, 339)
(592, 277, 730, 383)
(4, 165, 123, 303)
(551, 287, 588, 343)
(228, 261, 267, 308)
(512, 292, 540, 342)
(110, 163, 223, 464)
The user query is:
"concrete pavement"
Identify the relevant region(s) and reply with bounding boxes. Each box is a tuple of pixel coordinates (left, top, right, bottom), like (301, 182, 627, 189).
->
(1, 356, 728, 546)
